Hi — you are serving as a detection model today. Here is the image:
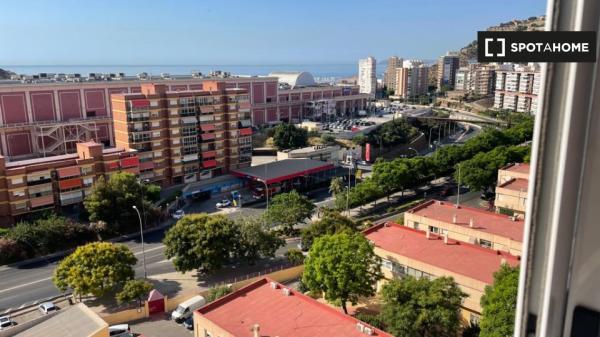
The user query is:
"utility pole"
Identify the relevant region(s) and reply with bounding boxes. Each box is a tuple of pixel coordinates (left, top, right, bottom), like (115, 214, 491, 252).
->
(456, 163, 461, 207)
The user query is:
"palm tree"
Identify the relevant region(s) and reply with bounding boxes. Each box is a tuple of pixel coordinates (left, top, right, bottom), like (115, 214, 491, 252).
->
(329, 177, 344, 196)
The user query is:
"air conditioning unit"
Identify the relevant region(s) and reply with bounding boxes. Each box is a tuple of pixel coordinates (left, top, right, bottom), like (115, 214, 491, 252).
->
(281, 288, 291, 296)
(355, 323, 365, 332)
(364, 327, 374, 335)
(270, 281, 278, 289)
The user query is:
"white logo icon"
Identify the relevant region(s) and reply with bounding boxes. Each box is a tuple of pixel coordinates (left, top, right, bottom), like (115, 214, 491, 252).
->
(484, 38, 506, 57)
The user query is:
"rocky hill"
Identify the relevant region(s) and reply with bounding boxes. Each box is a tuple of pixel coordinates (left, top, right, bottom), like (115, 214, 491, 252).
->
(459, 15, 546, 62)
(0, 68, 15, 79)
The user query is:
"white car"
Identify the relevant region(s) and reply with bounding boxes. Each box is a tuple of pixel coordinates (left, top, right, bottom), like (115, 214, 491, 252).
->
(38, 302, 58, 315)
(216, 199, 232, 208)
(172, 209, 185, 219)
(109, 324, 132, 337)
(0, 316, 15, 330)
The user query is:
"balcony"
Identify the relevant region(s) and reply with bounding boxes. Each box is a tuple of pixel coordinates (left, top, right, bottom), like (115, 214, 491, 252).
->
(129, 134, 151, 143)
(239, 127, 253, 136)
(30, 194, 55, 208)
(58, 178, 83, 191)
(127, 112, 150, 122)
(27, 177, 52, 186)
(201, 133, 216, 141)
(179, 107, 196, 116)
(183, 153, 199, 162)
(60, 191, 84, 205)
(181, 116, 198, 125)
(202, 150, 217, 158)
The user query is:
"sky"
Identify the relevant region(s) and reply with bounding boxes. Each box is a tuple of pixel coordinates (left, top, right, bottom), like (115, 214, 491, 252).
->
(0, 0, 546, 65)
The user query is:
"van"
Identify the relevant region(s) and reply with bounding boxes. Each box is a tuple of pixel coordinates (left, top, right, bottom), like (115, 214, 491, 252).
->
(171, 295, 206, 322)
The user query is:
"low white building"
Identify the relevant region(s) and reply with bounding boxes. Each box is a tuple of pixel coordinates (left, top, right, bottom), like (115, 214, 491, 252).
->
(277, 145, 344, 163)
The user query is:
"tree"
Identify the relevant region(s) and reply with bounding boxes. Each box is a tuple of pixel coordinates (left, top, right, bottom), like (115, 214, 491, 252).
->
(352, 134, 368, 146)
(479, 264, 519, 337)
(163, 214, 238, 273)
(272, 123, 308, 150)
(285, 248, 305, 265)
(84, 172, 153, 231)
(0, 237, 26, 265)
(302, 232, 382, 313)
(380, 276, 466, 337)
(234, 217, 284, 264)
(301, 210, 357, 250)
(53, 242, 136, 298)
(329, 177, 345, 195)
(206, 285, 232, 302)
(117, 279, 153, 307)
(264, 190, 315, 234)
(144, 184, 162, 203)
(321, 134, 336, 145)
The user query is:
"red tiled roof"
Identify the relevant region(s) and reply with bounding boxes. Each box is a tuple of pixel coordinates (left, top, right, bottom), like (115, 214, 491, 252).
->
(364, 223, 519, 284)
(407, 200, 524, 241)
(499, 178, 529, 192)
(197, 278, 392, 337)
(502, 163, 530, 174)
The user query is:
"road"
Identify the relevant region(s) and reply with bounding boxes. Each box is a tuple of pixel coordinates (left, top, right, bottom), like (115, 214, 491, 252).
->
(0, 190, 331, 314)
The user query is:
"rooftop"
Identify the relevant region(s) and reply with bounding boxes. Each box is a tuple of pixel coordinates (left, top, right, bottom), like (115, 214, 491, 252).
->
(269, 71, 316, 88)
(501, 163, 530, 174)
(499, 178, 529, 192)
(230, 158, 334, 184)
(197, 278, 392, 337)
(407, 200, 524, 242)
(3, 145, 129, 168)
(364, 223, 520, 284)
(14, 303, 108, 337)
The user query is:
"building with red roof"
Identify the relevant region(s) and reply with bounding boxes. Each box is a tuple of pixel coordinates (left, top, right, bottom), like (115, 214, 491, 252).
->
(495, 163, 531, 216)
(403, 199, 524, 255)
(193, 277, 393, 337)
(364, 222, 519, 323)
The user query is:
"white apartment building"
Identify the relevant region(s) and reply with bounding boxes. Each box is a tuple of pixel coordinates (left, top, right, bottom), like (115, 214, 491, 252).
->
(358, 56, 377, 97)
(394, 60, 429, 98)
(494, 63, 540, 114)
(455, 64, 496, 96)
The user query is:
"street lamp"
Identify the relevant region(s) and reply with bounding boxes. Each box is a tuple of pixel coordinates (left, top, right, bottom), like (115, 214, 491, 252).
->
(132, 205, 147, 279)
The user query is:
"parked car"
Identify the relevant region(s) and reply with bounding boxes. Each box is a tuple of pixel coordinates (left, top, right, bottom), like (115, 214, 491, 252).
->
(480, 191, 495, 201)
(38, 302, 58, 315)
(172, 209, 185, 219)
(171, 295, 206, 322)
(216, 199, 232, 208)
(183, 316, 194, 330)
(0, 316, 15, 330)
(109, 324, 133, 337)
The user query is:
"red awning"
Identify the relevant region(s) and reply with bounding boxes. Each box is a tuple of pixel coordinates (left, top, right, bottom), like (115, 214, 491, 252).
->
(140, 161, 155, 170)
(59, 178, 82, 190)
(57, 166, 81, 178)
(120, 157, 140, 168)
(200, 124, 216, 132)
(201, 133, 216, 141)
(131, 99, 150, 108)
(202, 150, 217, 158)
(203, 160, 217, 168)
(239, 128, 253, 136)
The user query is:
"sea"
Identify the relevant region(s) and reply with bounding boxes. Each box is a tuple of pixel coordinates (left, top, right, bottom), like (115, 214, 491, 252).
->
(0, 64, 387, 82)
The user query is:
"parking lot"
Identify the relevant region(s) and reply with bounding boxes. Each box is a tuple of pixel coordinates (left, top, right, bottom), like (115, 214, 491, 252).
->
(131, 316, 193, 337)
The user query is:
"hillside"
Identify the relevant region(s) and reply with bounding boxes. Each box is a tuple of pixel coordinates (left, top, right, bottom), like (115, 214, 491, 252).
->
(0, 68, 15, 79)
(459, 15, 546, 62)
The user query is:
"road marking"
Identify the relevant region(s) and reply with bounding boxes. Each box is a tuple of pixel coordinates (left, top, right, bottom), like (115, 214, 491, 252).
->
(0, 277, 52, 294)
(133, 245, 164, 256)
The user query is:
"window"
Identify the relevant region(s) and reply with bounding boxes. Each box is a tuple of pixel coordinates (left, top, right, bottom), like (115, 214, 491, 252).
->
(429, 226, 439, 234)
(381, 259, 393, 270)
(11, 177, 23, 185)
(479, 239, 492, 249)
(13, 190, 26, 197)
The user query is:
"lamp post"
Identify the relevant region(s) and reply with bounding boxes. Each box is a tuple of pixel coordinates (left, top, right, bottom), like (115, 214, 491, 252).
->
(132, 205, 147, 279)
(138, 178, 150, 229)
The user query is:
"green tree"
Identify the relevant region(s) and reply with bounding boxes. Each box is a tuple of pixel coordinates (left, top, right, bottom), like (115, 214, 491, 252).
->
(302, 232, 382, 313)
(284, 248, 305, 265)
(301, 210, 357, 250)
(116, 279, 153, 307)
(163, 214, 238, 273)
(329, 177, 345, 195)
(352, 134, 368, 146)
(206, 285, 233, 302)
(84, 172, 152, 231)
(234, 217, 284, 264)
(144, 184, 162, 203)
(272, 123, 308, 150)
(320, 133, 336, 145)
(53, 242, 136, 298)
(265, 190, 315, 234)
(380, 276, 466, 337)
(479, 264, 519, 337)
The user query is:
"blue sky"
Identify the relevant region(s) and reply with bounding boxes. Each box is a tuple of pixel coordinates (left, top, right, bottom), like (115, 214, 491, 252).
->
(0, 0, 545, 65)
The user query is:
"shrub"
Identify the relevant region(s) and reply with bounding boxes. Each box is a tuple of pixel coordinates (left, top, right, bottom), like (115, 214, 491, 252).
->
(206, 286, 232, 302)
